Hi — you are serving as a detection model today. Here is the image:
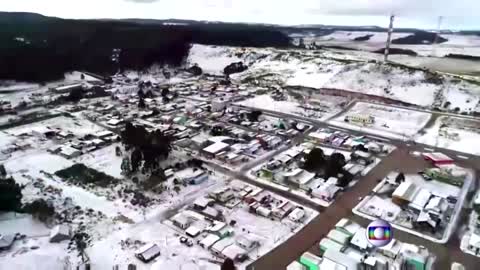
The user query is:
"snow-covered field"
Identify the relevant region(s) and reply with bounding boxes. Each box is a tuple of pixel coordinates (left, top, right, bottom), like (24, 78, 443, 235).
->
(236, 94, 343, 121)
(307, 31, 480, 57)
(416, 116, 480, 155)
(74, 143, 123, 178)
(330, 102, 432, 140)
(189, 44, 480, 113)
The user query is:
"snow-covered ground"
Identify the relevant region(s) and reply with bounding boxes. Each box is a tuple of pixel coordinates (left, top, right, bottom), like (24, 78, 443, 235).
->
(416, 116, 480, 155)
(74, 143, 123, 178)
(236, 94, 343, 121)
(306, 31, 480, 57)
(330, 102, 432, 140)
(189, 44, 480, 112)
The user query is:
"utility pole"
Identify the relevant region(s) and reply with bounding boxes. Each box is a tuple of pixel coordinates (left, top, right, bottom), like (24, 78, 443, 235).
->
(384, 15, 395, 62)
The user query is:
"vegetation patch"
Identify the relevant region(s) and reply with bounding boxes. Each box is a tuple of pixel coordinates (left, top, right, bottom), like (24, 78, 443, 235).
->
(55, 164, 118, 187)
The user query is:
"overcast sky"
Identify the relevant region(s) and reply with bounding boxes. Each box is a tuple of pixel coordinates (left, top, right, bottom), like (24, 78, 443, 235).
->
(1, 0, 478, 30)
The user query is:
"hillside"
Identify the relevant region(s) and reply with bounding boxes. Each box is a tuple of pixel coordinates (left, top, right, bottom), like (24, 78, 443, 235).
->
(0, 12, 291, 82)
(187, 44, 480, 113)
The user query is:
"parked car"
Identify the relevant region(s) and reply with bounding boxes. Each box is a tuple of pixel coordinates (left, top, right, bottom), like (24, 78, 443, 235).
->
(179, 236, 193, 247)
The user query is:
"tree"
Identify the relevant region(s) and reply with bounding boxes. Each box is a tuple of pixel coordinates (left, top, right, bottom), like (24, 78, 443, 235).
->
(145, 90, 154, 98)
(337, 171, 354, 188)
(0, 177, 23, 212)
(65, 87, 84, 102)
(224, 62, 248, 76)
(0, 164, 6, 178)
(325, 153, 346, 178)
(23, 199, 55, 222)
(138, 98, 146, 108)
(80, 73, 85, 80)
(303, 148, 326, 172)
(122, 122, 172, 174)
(137, 89, 145, 99)
(143, 169, 166, 190)
(161, 88, 170, 98)
(247, 110, 262, 122)
(395, 172, 405, 184)
(162, 96, 170, 104)
(131, 149, 142, 173)
(121, 157, 131, 175)
(221, 258, 236, 270)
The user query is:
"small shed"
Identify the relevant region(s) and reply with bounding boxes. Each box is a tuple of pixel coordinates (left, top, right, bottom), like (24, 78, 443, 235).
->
(199, 234, 221, 249)
(135, 243, 161, 263)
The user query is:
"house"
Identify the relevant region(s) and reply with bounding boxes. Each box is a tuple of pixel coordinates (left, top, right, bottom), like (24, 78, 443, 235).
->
(319, 237, 345, 253)
(287, 261, 307, 270)
(322, 249, 360, 270)
(256, 206, 272, 218)
(0, 234, 15, 250)
(422, 152, 454, 166)
(49, 224, 71, 243)
(135, 243, 161, 263)
(199, 234, 221, 249)
(96, 130, 114, 139)
(335, 218, 362, 237)
(312, 184, 340, 202)
(182, 170, 208, 185)
(308, 131, 332, 143)
(414, 211, 440, 233)
(409, 188, 432, 213)
(272, 201, 295, 219)
(221, 244, 247, 261)
(326, 229, 351, 246)
(59, 146, 82, 159)
(288, 208, 306, 222)
(210, 187, 235, 203)
(236, 235, 259, 251)
(344, 114, 375, 125)
(107, 118, 124, 127)
(185, 226, 202, 238)
(211, 98, 228, 112)
(171, 213, 192, 230)
(349, 227, 372, 251)
(299, 252, 322, 270)
(202, 206, 221, 220)
(467, 232, 480, 255)
(202, 142, 230, 157)
(31, 126, 56, 139)
(392, 182, 417, 205)
(211, 237, 234, 257)
(193, 197, 214, 210)
(351, 150, 374, 165)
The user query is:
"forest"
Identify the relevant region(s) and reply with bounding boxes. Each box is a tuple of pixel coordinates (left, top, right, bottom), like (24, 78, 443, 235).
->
(0, 12, 291, 82)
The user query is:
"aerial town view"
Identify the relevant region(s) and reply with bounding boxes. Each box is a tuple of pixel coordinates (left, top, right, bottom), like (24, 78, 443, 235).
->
(0, 1, 479, 270)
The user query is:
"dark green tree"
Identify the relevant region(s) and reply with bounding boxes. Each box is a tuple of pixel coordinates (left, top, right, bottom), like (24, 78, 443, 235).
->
(0, 177, 23, 212)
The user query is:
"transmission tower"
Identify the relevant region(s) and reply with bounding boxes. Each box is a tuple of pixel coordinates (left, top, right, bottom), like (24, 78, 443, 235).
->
(384, 15, 395, 62)
(432, 16, 444, 57)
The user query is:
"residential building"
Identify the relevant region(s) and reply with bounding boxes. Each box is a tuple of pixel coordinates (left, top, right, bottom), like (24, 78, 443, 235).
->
(299, 252, 322, 270)
(199, 234, 221, 249)
(345, 115, 375, 125)
(134, 244, 161, 263)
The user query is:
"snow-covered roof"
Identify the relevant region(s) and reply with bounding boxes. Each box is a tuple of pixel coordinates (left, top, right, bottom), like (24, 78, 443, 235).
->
(288, 208, 305, 222)
(60, 146, 81, 157)
(409, 188, 432, 211)
(323, 249, 359, 270)
(222, 244, 246, 260)
(393, 182, 417, 200)
(49, 225, 70, 239)
(199, 234, 221, 249)
(211, 237, 234, 253)
(203, 141, 230, 154)
(422, 152, 453, 162)
(335, 218, 362, 236)
(185, 226, 202, 237)
(319, 237, 345, 252)
(287, 261, 307, 270)
(135, 243, 161, 261)
(308, 131, 332, 140)
(327, 229, 351, 245)
(469, 233, 480, 249)
(349, 228, 371, 250)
